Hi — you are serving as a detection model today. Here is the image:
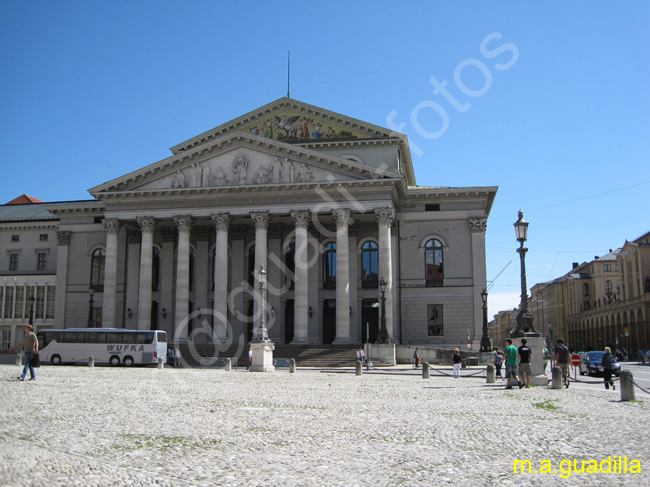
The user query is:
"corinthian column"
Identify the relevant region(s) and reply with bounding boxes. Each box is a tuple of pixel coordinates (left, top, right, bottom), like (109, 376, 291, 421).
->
(375, 208, 395, 340)
(137, 217, 156, 330)
(290, 209, 310, 344)
(102, 219, 122, 328)
(212, 213, 231, 340)
(332, 208, 354, 344)
(174, 215, 193, 338)
(250, 211, 270, 340)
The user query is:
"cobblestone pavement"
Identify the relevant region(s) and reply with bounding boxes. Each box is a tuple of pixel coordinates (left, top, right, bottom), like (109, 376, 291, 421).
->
(1, 364, 648, 487)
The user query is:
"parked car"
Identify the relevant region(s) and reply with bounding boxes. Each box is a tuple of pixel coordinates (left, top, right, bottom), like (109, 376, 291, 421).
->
(579, 351, 621, 377)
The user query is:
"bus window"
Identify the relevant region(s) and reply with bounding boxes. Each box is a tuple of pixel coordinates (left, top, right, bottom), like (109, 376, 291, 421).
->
(123, 333, 137, 345)
(49, 331, 64, 344)
(65, 332, 85, 343)
(106, 332, 123, 344)
(136, 332, 154, 345)
(157, 331, 167, 343)
(86, 332, 107, 344)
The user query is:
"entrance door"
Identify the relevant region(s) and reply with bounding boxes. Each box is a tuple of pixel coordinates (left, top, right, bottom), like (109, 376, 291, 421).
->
(285, 300, 294, 344)
(362, 299, 379, 343)
(323, 299, 336, 344)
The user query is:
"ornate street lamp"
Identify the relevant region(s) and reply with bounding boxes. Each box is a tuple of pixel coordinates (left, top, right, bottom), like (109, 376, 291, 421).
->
(480, 289, 492, 352)
(512, 210, 538, 336)
(87, 287, 95, 328)
(28, 293, 35, 326)
(376, 277, 389, 344)
(257, 265, 269, 342)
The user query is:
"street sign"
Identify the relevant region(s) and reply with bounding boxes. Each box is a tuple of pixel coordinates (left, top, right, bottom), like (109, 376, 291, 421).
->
(571, 354, 581, 367)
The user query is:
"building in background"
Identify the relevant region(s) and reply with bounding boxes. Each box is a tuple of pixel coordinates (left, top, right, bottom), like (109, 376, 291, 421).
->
(1, 98, 496, 353)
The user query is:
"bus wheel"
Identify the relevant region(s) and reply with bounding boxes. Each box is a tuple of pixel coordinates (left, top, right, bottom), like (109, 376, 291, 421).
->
(51, 355, 61, 365)
(110, 355, 121, 366)
(123, 356, 134, 366)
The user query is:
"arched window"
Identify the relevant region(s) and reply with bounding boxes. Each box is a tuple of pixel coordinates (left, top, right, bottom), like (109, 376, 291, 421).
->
(152, 248, 160, 292)
(361, 241, 378, 288)
(323, 242, 336, 289)
(425, 239, 444, 287)
(90, 248, 106, 291)
(582, 283, 590, 297)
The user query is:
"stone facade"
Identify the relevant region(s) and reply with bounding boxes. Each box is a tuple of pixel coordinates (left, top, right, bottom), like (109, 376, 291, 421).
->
(1, 98, 497, 350)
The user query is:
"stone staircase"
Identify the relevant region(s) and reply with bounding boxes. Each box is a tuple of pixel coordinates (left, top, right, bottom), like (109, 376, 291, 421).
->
(173, 341, 368, 368)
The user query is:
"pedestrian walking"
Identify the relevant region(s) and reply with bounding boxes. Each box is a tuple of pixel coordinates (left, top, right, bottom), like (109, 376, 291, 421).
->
(493, 350, 504, 380)
(12, 324, 39, 381)
(413, 347, 420, 368)
(600, 347, 616, 390)
(517, 338, 532, 388)
(554, 339, 571, 388)
(543, 345, 550, 375)
(452, 348, 462, 378)
(503, 338, 521, 390)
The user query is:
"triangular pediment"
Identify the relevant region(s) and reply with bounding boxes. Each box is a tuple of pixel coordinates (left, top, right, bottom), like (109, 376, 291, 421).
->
(171, 97, 405, 152)
(88, 132, 402, 197)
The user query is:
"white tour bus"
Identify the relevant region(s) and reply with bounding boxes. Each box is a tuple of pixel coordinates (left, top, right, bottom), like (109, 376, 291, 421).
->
(37, 328, 168, 366)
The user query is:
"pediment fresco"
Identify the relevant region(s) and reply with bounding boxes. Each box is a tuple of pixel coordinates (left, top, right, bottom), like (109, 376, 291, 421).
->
(244, 109, 367, 142)
(135, 147, 365, 192)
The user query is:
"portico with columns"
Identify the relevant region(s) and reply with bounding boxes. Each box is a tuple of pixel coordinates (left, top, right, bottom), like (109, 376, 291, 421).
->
(43, 97, 496, 352)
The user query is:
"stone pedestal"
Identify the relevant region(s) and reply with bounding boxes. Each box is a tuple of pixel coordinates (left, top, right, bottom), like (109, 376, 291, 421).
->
(372, 343, 396, 366)
(511, 334, 548, 386)
(249, 341, 275, 372)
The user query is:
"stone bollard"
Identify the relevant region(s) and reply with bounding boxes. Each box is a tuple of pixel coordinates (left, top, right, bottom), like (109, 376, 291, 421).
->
(88, 356, 95, 367)
(422, 362, 430, 379)
(290, 358, 296, 374)
(355, 361, 362, 376)
(551, 366, 563, 389)
(620, 370, 635, 401)
(15, 354, 22, 366)
(158, 357, 164, 369)
(486, 364, 495, 383)
(225, 358, 231, 371)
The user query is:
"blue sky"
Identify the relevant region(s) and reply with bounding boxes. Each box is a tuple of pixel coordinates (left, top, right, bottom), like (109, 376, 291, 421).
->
(1, 1, 649, 317)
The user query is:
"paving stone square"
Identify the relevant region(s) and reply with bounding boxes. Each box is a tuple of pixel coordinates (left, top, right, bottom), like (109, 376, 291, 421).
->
(1, 365, 648, 486)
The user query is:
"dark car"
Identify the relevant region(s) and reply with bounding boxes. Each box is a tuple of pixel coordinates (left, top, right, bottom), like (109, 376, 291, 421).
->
(579, 351, 621, 377)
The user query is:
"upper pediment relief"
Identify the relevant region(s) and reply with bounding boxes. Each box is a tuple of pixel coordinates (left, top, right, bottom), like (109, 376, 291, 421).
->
(170, 98, 405, 154)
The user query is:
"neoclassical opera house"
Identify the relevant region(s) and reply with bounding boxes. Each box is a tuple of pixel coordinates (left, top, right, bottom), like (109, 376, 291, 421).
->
(3, 98, 497, 354)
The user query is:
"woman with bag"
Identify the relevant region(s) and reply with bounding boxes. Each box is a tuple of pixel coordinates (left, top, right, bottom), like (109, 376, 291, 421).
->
(12, 324, 39, 381)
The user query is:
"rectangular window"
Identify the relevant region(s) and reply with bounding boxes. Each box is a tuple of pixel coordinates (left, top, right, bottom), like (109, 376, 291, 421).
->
(15, 287, 25, 319)
(46, 286, 55, 319)
(427, 304, 444, 336)
(604, 264, 611, 272)
(11, 235, 19, 242)
(425, 204, 440, 211)
(3, 287, 14, 319)
(9, 253, 18, 271)
(37, 252, 47, 270)
(40, 234, 48, 241)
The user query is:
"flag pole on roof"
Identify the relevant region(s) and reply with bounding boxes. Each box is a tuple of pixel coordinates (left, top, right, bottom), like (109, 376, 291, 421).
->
(287, 50, 291, 98)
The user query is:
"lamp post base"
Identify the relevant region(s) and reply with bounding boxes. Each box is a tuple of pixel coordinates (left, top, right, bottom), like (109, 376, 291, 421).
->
(249, 341, 275, 372)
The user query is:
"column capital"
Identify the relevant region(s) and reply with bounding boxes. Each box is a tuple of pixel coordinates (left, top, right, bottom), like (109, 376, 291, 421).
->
(291, 209, 311, 229)
(56, 230, 71, 246)
(332, 208, 353, 228)
(469, 217, 487, 233)
(374, 207, 395, 227)
(174, 215, 193, 233)
(137, 216, 157, 233)
(250, 211, 270, 230)
(102, 218, 122, 235)
(211, 212, 231, 232)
